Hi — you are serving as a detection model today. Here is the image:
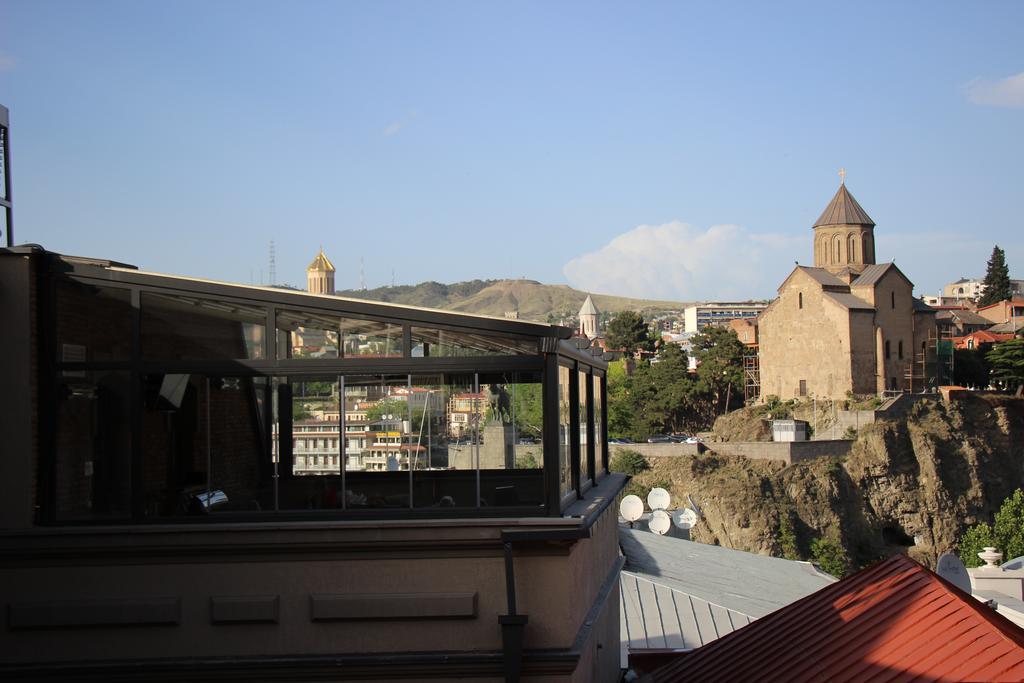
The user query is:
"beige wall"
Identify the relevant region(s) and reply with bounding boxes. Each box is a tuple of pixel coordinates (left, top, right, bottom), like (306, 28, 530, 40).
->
(853, 269, 914, 392)
(758, 270, 856, 400)
(0, 500, 624, 681)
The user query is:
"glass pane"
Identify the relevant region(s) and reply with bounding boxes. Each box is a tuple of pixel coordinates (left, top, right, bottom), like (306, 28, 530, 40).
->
(558, 365, 572, 497)
(0, 125, 7, 200)
(594, 376, 604, 475)
(141, 374, 271, 517)
(342, 319, 403, 358)
(56, 280, 133, 361)
(276, 310, 339, 359)
(579, 372, 591, 484)
(141, 293, 265, 360)
(271, 375, 342, 510)
(410, 327, 538, 357)
(342, 375, 412, 508)
(55, 371, 132, 520)
(411, 374, 477, 508)
(477, 371, 545, 508)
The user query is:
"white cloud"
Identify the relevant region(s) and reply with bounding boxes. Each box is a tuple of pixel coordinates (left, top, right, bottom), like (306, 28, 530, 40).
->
(563, 220, 803, 302)
(382, 120, 406, 137)
(964, 72, 1024, 108)
(381, 109, 419, 137)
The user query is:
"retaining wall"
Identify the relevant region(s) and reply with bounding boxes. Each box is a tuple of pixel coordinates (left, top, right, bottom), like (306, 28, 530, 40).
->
(610, 439, 851, 465)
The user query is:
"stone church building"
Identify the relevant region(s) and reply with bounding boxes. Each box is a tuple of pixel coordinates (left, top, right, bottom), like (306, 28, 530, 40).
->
(757, 182, 937, 400)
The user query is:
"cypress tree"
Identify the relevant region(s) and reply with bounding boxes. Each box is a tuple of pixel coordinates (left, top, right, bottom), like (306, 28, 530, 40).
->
(978, 245, 1012, 307)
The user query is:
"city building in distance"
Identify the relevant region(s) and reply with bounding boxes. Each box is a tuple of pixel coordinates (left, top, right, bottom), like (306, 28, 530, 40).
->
(683, 301, 767, 333)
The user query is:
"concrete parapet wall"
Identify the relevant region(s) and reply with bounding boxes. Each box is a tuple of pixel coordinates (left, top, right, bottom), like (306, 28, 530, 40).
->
(608, 443, 703, 459)
(710, 439, 852, 465)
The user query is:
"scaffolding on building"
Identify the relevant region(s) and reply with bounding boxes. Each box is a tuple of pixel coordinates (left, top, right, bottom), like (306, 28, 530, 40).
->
(904, 328, 954, 393)
(744, 347, 760, 404)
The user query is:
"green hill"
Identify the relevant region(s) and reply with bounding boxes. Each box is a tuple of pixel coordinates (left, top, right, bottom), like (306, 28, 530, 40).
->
(336, 279, 688, 323)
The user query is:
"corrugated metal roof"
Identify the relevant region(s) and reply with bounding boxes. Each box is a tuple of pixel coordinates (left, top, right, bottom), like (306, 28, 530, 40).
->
(644, 554, 1024, 682)
(938, 308, 991, 324)
(620, 571, 754, 653)
(813, 184, 875, 227)
(823, 291, 875, 311)
(620, 528, 835, 618)
(619, 528, 834, 668)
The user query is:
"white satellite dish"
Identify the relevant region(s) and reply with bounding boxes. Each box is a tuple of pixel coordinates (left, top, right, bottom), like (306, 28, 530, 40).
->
(936, 552, 972, 594)
(649, 510, 671, 535)
(647, 487, 671, 511)
(619, 495, 644, 523)
(672, 508, 699, 530)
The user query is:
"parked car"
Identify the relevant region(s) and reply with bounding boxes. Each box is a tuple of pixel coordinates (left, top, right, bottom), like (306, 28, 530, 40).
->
(608, 438, 634, 445)
(667, 434, 689, 443)
(646, 435, 672, 443)
(685, 436, 703, 444)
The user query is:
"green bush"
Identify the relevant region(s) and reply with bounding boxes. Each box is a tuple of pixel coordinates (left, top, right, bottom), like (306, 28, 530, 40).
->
(959, 489, 1024, 567)
(811, 537, 851, 578)
(778, 511, 800, 561)
(610, 449, 650, 476)
(842, 426, 858, 440)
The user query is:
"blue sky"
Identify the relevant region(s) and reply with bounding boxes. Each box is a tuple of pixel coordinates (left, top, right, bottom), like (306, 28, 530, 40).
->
(1, 0, 1021, 301)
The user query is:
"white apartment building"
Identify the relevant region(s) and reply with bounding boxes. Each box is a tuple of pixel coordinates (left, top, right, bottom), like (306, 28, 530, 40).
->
(683, 301, 767, 333)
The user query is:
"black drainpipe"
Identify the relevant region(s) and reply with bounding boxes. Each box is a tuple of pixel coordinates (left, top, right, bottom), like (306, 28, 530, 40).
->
(499, 526, 589, 682)
(499, 540, 528, 683)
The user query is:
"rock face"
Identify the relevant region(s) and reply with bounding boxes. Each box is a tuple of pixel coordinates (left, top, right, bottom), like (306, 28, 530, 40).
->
(628, 395, 1024, 571)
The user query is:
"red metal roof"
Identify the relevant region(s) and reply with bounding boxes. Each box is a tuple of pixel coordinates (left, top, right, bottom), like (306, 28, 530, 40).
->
(643, 554, 1024, 682)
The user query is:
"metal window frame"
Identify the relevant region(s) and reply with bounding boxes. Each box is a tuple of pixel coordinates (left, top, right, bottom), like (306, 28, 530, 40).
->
(37, 255, 605, 524)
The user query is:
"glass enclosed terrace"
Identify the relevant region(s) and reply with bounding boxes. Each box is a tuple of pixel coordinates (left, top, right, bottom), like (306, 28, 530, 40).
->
(40, 254, 609, 523)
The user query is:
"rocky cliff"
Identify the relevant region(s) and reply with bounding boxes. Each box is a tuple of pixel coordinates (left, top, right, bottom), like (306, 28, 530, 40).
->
(627, 394, 1024, 571)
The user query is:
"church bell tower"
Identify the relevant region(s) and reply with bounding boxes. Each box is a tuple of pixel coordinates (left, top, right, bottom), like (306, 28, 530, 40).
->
(812, 170, 876, 275)
(306, 247, 336, 295)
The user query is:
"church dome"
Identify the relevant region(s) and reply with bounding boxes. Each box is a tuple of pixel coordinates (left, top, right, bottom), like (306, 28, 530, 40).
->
(813, 184, 875, 228)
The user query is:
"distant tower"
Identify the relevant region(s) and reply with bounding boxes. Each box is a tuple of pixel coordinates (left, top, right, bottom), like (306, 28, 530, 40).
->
(268, 239, 276, 286)
(812, 170, 877, 275)
(306, 246, 336, 295)
(579, 295, 600, 339)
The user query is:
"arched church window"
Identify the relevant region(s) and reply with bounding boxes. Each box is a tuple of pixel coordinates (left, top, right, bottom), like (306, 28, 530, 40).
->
(848, 234, 857, 262)
(891, 291, 895, 309)
(832, 235, 842, 263)
(885, 340, 891, 359)
(798, 292, 803, 309)
(898, 340, 903, 359)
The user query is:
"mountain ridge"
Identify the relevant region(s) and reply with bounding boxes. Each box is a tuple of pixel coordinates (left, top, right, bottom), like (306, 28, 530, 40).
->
(335, 278, 691, 322)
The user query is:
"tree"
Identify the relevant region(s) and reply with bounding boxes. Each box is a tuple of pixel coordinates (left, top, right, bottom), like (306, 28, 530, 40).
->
(954, 347, 991, 389)
(811, 537, 852, 578)
(978, 245, 1012, 307)
(628, 342, 704, 435)
(959, 489, 1024, 568)
(366, 397, 408, 422)
(987, 338, 1024, 393)
(609, 450, 650, 476)
(510, 383, 543, 438)
(605, 311, 654, 356)
(692, 327, 745, 415)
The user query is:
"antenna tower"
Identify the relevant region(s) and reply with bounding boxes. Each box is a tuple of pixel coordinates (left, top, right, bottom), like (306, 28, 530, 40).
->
(268, 240, 276, 286)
